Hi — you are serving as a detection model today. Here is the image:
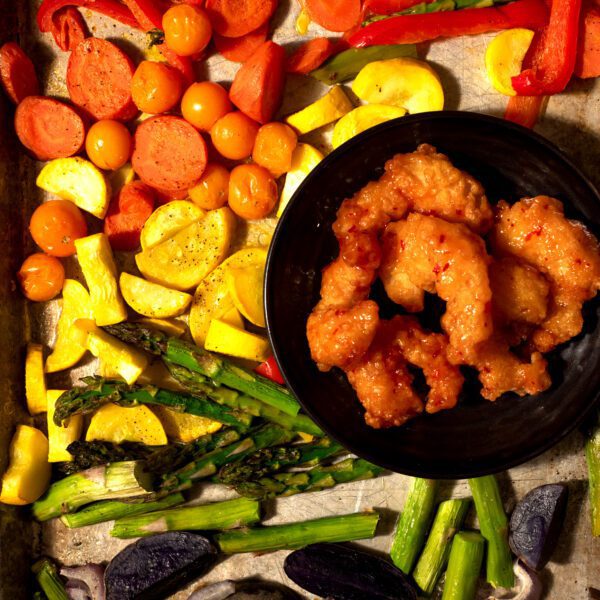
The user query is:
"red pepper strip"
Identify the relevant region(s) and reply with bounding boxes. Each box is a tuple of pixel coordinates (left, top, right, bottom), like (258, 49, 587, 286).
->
(504, 95, 545, 128)
(363, 0, 432, 16)
(51, 7, 88, 51)
(511, 0, 583, 95)
(349, 0, 549, 46)
(255, 356, 285, 385)
(37, 0, 139, 33)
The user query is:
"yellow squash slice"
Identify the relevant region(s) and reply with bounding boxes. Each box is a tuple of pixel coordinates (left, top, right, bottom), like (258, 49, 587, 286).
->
(136, 207, 236, 291)
(140, 200, 205, 250)
(136, 318, 187, 338)
(75, 234, 128, 326)
(137, 361, 187, 392)
(153, 406, 222, 443)
(25, 343, 47, 415)
(45, 279, 93, 373)
(226, 263, 266, 328)
(47, 390, 83, 463)
(0, 425, 51, 505)
(352, 58, 444, 114)
(220, 306, 244, 329)
(205, 319, 270, 362)
(189, 247, 268, 346)
(120, 273, 192, 318)
(36, 157, 110, 219)
(108, 163, 135, 193)
(86, 403, 168, 445)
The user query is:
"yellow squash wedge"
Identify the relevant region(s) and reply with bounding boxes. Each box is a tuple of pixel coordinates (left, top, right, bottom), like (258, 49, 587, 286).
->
(36, 157, 110, 219)
(136, 207, 236, 291)
(226, 263, 266, 328)
(189, 247, 268, 346)
(137, 361, 188, 392)
(153, 406, 222, 443)
(352, 58, 444, 114)
(25, 343, 47, 415)
(220, 306, 244, 329)
(86, 403, 168, 445)
(136, 318, 187, 338)
(108, 163, 135, 193)
(285, 85, 354, 135)
(0, 425, 51, 505)
(45, 279, 93, 373)
(332, 104, 407, 149)
(75, 234, 128, 326)
(205, 319, 270, 362)
(76, 320, 149, 384)
(47, 390, 83, 463)
(140, 200, 205, 250)
(120, 273, 192, 318)
(278, 143, 324, 217)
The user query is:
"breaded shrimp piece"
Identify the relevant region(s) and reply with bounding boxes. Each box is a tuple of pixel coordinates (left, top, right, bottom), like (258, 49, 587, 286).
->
(345, 321, 423, 429)
(491, 196, 600, 352)
(380, 214, 493, 360)
(319, 256, 377, 308)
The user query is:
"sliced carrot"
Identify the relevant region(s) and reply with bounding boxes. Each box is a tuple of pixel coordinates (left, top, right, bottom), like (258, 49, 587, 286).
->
(0, 42, 40, 104)
(52, 7, 88, 52)
(304, 0, 361, 33)
(287, 37, 336, 75)
(229, 41, 286, 124)
(205, 0, 278, 38)
(214, 23, 269, 62)
(504, 95, 545, 128)
(575, 2, 600, 78)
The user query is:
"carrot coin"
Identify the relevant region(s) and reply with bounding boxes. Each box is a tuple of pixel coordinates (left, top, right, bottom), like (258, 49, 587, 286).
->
(189, 163, 230, 210)
(18, 253, 65, 302)
(181, 81, 232, 131)
(228, 163, 277, 220)
(252, 122, 297, 176)
(131, 60, 184, 114)
(287, 37, 336, 74)
(86, 120, 132, 171)
(205, 0, 278, 38)
(304, 0, 361, 32)
(213, 23, 268, 62)
(210, 111, 259, 160)
(0, 42, 39, 104)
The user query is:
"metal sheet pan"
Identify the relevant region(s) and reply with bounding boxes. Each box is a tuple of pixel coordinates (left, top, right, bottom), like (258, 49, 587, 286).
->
(0, 0, 599, 598)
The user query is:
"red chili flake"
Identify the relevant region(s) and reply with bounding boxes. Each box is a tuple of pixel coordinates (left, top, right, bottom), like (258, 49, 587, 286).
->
(439, 234, 446, 243)
(433, 264, 441, 274)
(399, 239, 406, 251)
(525, 226, 543, 241)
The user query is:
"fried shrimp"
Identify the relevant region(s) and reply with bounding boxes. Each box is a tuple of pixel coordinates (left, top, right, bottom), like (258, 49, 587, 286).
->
(380, 214, 493, 361)
(491, 196, 600, 352)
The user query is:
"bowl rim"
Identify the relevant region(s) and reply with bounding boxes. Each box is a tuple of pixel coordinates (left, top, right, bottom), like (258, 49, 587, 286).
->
(264, 110, 600, 478)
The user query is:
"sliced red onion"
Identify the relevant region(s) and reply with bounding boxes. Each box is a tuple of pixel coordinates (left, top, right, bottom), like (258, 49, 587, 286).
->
(188, 581, 236, 600)
(61, 564, 106, 600)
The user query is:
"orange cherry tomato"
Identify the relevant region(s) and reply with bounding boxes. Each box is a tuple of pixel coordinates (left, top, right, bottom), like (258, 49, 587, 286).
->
(29, 200, 88, 257)
(211, 111, 259, 160)
(17, 253, 65, 302)
(131, 61, 183, 114)
(163, 4, 212, 57)
(181, 81, 232, 132)
(228, 163, 278, 220)
(85, 119, 132, 170)
(252, 122, 298, 176)
(189, 163, 230, 210)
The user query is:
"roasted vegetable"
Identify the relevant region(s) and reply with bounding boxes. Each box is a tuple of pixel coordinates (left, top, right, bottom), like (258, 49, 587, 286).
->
(47, 389, 83, 463)
(188, 580, 302, 600)
(226, 261, 265, 327)
(59, 564, 105, 600)
(33, 558, 69, 600)
(140, 200, 205, 250)
(205, 319, 270, 362)
(441, 531, 485, 600)
(25, 343, 47, 415)
(153, 406, 222, 443)
(509, 483, 568, 570)
(105, 532, 218, 600)
(586, 413, 600, 537)
(284, 543, 417, 600)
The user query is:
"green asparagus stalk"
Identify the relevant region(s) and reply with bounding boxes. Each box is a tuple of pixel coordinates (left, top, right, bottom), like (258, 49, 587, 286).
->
(468, 476, 514, 589)
(32, 461, 153, 522)
(60, 492, 185, 528)
(111, 497, 261, 538)
(165, 361, 323, 436)
(412, 498, 470, 595)
(390, 478, 439, 573)
(103, 323, 300, 416)
(216, 511, 380, 554)
(54, 377, 252, 430)
(441, 531, 486, 600)
(233, 458, 383, 501)
(585, 413, 600, 537)
(32, 559, 68, 600)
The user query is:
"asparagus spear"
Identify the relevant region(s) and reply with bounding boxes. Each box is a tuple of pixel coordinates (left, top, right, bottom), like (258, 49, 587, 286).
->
(586, 412, 600, 537)
(441, 531, 486, 600)
(60, 493, 185, 528)
(412, 498, 470, 595)
(390, 478, 439, 573)
(111, 497, 261, 538)
(33, 461, 152, 522)
(216, 511, 380, 554)
(103, 323, 300, 416)
(33, 559, 68, 600)
(233, 458, 384, 501)
(54, 377, 252, 430)
(468, 476, 514, 589)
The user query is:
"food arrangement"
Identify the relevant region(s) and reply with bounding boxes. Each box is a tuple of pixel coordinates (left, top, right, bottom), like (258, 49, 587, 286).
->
(0, 0, 598, 597)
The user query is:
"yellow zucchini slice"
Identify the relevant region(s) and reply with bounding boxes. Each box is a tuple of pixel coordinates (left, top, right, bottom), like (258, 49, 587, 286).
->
(137, 361, 188, 392)
(119, 273, 192, 318)
(86, 403, 168, 445)
(36, 157, 110, 219)
(352, 58, 444, 114)
(0, 425, 51, 505)
(25, 343, 47, 415)
(140, 200, 206, 250)
(47, 390, 83, 463)
(45, 279, 93, 373)
(205, 319, 270, 362)
(108, 163, 135, 193)
(75, 233, 128, 326)
(135, 207, 236, 292)
(136, 318, 187, 338)
(153, 406, 222, 443)
(220, 307, 245, 329)
(226, 264, 266, 328)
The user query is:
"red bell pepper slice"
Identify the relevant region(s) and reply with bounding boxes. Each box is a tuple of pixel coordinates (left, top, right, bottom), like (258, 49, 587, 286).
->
(349, 0, 549, 46)
(504, 94, 545, 128)
(511, 0, 582, 95)
(574, 2, 600, 79)
(255, 356, 285, 385)
(51, 7, 88, 52)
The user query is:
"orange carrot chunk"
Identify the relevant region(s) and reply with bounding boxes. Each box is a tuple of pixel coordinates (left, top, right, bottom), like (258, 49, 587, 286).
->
(304, 0, 362, 33)
(575, 2, 600, 78)
(287, 37, 336, 75)
(205, 0, 277, 38)
(213, 22, 269, 62)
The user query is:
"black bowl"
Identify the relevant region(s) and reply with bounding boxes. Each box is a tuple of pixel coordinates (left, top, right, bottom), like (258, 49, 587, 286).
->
(265, 111, 600, 478)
